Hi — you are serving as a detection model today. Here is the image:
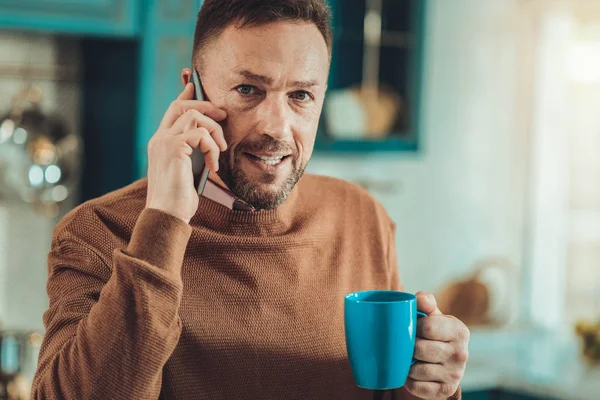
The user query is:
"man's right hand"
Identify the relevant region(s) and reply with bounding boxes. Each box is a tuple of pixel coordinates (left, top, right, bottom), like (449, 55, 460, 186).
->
(145, 83, 228, 224)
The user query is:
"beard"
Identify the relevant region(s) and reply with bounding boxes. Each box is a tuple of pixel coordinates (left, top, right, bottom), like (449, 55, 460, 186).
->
(217, 135, 305, 210)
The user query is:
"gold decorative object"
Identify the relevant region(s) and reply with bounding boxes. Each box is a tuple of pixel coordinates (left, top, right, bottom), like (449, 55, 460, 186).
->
(436, 257, 515, 327)
(575, 320, 600, 364)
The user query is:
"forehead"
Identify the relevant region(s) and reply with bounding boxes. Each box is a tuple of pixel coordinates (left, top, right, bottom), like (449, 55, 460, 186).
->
(205, 21, 329, 81)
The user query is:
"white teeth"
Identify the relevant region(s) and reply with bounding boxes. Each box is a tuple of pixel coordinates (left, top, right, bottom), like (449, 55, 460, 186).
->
(255, 155, 284, 165)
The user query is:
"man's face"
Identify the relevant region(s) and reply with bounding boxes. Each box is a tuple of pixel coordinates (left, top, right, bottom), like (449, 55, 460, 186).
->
(197, 21, 329, 210)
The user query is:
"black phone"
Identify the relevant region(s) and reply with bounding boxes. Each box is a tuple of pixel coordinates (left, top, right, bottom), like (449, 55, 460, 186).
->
(191, 68, 210, 195)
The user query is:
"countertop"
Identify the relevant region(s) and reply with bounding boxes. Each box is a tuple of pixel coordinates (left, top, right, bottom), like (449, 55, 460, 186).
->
(461, 327, 600, 399)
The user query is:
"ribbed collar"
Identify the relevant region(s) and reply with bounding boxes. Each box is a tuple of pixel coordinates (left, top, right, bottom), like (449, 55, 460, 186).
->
(190, 178, 302, 228)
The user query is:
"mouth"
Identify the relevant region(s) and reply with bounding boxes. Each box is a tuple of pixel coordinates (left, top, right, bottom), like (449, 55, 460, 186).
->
(244, 152, 292, 167)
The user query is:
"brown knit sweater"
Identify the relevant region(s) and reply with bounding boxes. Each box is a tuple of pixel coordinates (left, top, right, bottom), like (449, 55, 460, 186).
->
(31, 174, 461, 400)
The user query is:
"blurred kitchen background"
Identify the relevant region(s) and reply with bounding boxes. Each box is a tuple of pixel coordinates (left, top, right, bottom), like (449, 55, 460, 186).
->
(0, 0, 599, 399)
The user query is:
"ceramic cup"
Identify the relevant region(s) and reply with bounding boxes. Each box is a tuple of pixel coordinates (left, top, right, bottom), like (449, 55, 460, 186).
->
(344, 290, 426, 390)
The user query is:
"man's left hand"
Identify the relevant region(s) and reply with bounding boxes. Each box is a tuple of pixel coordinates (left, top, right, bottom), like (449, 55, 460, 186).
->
(404, 291, 470, 399)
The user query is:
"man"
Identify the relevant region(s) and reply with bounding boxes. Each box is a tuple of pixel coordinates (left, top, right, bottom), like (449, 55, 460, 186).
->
(31, 1, 469, 399)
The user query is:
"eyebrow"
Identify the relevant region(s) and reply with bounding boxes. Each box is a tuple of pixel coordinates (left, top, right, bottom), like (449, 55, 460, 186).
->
(237, 69, 319, 89)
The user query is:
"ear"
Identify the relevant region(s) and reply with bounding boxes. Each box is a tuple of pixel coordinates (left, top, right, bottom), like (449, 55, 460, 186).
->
(181, 68, 192, 87)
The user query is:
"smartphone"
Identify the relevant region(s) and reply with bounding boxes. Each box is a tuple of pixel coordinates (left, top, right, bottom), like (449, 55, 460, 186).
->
(191, 68, 210, 195)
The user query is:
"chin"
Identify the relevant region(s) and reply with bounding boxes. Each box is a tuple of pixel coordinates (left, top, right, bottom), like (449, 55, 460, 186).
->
(240, 181, 291, 210)
(219, 153, 305, 211)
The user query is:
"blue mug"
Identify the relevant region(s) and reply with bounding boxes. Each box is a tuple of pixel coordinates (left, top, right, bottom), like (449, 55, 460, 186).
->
(344, 290, 426, 390)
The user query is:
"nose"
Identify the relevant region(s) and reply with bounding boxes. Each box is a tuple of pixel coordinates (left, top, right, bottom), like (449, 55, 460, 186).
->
(255, 93, 292, 140)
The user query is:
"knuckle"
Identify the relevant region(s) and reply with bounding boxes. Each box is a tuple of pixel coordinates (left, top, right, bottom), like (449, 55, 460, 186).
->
(213, 125, 224, 139)
(148, 136, 160, 152)
(449, 368, 463, 382)
(459, 325, 471, 341)
(177, 142, 191, 152)
(183, 109, 200, 121)
(453, 348, 469, 363)
(169, 100, 179, 111)
(445, 314, 458, 323)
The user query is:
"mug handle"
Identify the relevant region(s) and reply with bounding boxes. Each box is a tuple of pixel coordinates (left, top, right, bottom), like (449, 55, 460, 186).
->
(411, 311, 428, 366)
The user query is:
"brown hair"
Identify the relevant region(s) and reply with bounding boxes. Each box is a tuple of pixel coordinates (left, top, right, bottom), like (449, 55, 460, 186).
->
(192, 0, 333, 68)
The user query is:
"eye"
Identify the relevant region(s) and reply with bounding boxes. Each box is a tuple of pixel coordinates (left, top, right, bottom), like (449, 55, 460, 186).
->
(291, 91, 313, 102)
(236, 85, 256, 95)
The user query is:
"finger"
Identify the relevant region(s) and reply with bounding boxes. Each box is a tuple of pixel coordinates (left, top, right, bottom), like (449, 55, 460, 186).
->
(416, 291, 443, 316)
(159, 99, 227, 130)
(179, 128, 221, 171)
(404, 378, 457, 400)
(408, 362, 449, 382)
(413, 338, 455, 363)
(171, 109, 227, 151)
(417, 315, 463, 342)
(177, 82, 195, 100)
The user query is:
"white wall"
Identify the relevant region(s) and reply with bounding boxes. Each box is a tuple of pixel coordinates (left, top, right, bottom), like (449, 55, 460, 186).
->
(308, 0, 529, 315)
(0, 203, 55, 331)
(0, 32, 80, 331)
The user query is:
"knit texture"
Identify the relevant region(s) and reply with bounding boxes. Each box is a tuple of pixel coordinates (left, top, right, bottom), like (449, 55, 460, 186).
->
(31, 174, 461, 400)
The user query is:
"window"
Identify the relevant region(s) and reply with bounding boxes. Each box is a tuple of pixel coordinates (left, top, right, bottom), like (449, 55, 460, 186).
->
(524, 0, 600, 329)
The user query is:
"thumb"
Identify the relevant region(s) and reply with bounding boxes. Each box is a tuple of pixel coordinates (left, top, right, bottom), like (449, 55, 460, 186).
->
(416, 291, 443, 316)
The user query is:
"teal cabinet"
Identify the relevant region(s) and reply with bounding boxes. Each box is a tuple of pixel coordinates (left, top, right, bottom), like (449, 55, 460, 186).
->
(134, 0, 202, 178)
(317, 0, 426, 152)
(0, 0, 202, 195)
(0, 0, 140, 36)
(76, 0, 202, 199)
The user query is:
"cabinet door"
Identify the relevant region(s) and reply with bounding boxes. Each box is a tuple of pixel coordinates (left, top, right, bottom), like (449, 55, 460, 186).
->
(0, 0, 139, 36)
(134, 0, 202, 178)
(317, 0, 425, 152)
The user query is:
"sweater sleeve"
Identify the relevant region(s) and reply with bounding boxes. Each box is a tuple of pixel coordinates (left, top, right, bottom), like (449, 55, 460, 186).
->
(386, 222, 462, 400)
(31, 208, 192, 400)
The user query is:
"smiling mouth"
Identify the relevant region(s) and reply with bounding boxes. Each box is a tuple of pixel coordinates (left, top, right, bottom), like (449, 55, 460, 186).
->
(244, 152, 291, 166)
